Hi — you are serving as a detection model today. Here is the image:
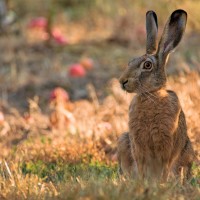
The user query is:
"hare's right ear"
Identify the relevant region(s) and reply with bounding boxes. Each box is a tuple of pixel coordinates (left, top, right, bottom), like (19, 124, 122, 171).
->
(157, 10, 187, 65)
(146, 11, 158, 54)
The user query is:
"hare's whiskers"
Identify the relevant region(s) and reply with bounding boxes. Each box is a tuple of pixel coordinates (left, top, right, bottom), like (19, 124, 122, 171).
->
(140, 84, 158, 99)
(137, 83, 157, 103)
(137, 85, 156, 105)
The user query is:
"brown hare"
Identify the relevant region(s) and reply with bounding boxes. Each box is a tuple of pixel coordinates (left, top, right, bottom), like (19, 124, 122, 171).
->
(118, 10, 195, 182)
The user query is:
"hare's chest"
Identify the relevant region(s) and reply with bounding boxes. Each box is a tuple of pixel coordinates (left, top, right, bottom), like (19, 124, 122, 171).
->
(129, 103, 154, 135)
(128, 98, 165, 150)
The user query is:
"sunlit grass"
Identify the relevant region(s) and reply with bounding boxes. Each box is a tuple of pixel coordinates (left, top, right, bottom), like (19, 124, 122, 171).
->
(0, 160, 199, 200)
(0, 1, 199, 199)
(0, 72, 199, 199)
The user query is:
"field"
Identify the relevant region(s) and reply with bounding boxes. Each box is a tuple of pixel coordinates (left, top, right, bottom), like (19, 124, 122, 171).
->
(0, 1, 199, 199)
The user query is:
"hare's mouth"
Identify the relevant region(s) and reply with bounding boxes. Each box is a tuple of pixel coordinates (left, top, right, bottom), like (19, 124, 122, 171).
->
(120, 81, 138, 93)
(123, 88, 134, 93)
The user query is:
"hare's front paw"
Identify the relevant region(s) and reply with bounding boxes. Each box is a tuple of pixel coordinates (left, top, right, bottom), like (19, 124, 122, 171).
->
(117, 132, 135, 177)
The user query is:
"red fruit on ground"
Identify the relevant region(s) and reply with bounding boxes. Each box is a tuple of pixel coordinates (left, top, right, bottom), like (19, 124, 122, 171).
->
(28, 17, 47, 29)
(53, 35, 68, 45)
(80, 58, 94, 70)
(68, 64, 86, 77)
(0, 112, 4, 125)
(52, 29, 68, 45)
(50, 87, 69, 102)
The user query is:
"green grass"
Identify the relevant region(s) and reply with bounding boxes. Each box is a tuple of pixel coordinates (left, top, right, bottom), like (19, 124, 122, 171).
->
(0, 160, 198, 200)
(20, 160, 118, 183)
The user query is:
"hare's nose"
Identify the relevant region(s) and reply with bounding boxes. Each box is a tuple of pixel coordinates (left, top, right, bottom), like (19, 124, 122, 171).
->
(121, 80, 128, 89)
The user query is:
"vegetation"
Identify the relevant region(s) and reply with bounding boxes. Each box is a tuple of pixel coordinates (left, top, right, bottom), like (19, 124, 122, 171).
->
(0, 0, 199, 199)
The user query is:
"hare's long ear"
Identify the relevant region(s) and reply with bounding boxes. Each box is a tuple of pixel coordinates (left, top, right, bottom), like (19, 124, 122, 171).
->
(157, 9, 187, 65)
(146, 11, 158, 54)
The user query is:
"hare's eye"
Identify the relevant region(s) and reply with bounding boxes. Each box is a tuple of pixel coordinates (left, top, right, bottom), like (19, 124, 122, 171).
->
(143, 61, 152, 70)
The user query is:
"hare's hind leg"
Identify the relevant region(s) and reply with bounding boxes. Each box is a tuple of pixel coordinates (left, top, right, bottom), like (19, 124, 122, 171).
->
(173, 163, 192, 184)
(182, 141, 195, 183)
(183, 163, 192, 184)
(117, 132, 135, 177)
(173, 139, 195, 184)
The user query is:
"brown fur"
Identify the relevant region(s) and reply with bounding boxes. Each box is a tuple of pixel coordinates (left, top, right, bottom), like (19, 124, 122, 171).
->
(117, 10, 196, 182)
(117, 132, 135, 176)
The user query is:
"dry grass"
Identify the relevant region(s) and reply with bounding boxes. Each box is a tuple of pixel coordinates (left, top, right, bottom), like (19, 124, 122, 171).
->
(0, 73, 199, 199)
(0, 1, 199, 199)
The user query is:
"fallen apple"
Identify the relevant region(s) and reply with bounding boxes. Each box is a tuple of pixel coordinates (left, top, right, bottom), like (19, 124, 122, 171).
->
(68, 64, 86, 77)
(0, 112, 4, 125)
(52, 29, 68, 45)
(28, 17, 47, 29)
(80, 57, 94, 70)
(50, 87, 69, 102)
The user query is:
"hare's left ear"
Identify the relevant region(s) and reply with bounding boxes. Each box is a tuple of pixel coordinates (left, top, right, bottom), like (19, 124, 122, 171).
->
(146, 11, 158, 54)
(157, 9, 187, 64)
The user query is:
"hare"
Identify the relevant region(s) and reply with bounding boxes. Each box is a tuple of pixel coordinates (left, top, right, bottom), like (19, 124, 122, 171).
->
(118, 10, 195, 182)
(117, 132, 135, 176)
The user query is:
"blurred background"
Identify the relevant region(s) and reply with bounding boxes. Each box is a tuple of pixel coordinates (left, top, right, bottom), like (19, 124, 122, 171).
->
(0, 0, 200, 110)
(0, 1, 199, 198)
